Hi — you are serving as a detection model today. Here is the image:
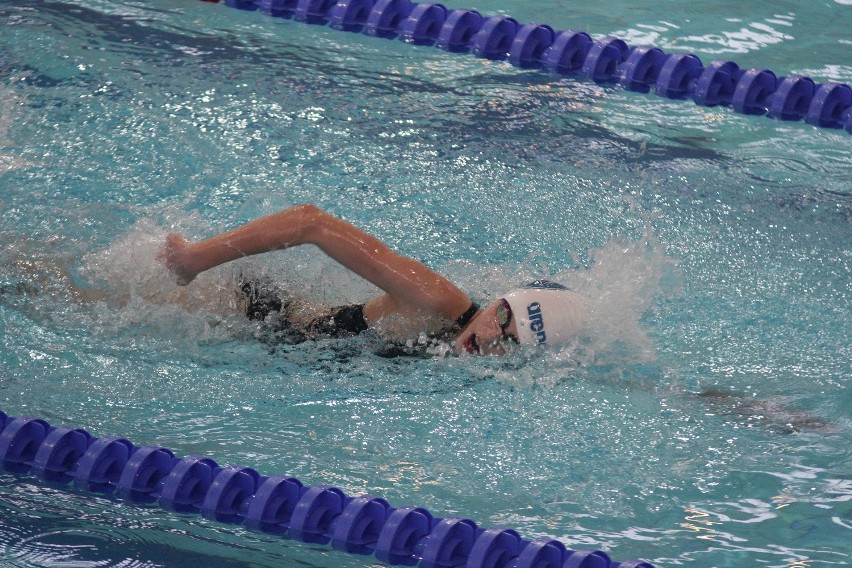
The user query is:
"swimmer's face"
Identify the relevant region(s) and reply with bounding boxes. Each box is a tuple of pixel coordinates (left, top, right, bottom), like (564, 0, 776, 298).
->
(454, 298, 520, 356)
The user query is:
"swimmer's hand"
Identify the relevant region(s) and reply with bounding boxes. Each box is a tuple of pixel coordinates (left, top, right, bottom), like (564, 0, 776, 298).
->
(158, 233, 198, 286)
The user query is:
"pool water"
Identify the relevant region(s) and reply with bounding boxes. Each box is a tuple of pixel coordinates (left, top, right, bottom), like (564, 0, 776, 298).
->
(1, 0, 850, 566)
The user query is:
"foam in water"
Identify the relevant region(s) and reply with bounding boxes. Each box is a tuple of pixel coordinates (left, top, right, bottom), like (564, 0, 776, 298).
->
(66, 217, 837, 435)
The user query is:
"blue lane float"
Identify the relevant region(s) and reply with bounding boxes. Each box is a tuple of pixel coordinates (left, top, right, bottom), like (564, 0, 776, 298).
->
(210, 0, 852, 134)
(0, 410, 654, 568)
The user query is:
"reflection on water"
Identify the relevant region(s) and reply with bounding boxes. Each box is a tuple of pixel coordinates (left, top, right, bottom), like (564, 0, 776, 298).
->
(677, 14, 795, 54)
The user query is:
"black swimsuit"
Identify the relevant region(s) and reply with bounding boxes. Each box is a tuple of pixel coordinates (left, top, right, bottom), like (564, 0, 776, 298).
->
(240, 280, 478, 352)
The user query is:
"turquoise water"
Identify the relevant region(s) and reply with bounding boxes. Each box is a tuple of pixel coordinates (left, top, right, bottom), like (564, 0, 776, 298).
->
(1, 0, 850, 566)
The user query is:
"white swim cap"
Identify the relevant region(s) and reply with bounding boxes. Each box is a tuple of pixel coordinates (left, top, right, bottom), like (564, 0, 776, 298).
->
(502, 280, 586, 346)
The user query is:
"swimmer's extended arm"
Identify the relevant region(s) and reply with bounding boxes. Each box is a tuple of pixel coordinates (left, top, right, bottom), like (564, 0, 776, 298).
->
(159, 204, 473, 321)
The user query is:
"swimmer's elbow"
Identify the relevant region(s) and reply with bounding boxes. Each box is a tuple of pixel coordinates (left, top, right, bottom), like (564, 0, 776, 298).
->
(297, 204, 334, 233)
(291, 203, 324, 219)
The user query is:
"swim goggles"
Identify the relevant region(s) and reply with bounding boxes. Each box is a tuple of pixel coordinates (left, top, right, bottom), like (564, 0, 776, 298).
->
(496, 299, 519, 343)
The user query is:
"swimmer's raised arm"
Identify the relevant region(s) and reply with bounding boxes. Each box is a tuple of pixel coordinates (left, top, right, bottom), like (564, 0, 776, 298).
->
(158, 204, 473, 321)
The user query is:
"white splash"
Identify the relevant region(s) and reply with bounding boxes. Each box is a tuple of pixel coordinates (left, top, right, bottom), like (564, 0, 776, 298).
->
(445, 231, 680, 385)
(76, 217, 381, 342)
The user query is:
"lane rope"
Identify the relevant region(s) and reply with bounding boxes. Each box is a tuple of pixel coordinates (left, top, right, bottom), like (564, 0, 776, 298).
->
(0, 410, 655, 568)
(208, 0, 852, 134)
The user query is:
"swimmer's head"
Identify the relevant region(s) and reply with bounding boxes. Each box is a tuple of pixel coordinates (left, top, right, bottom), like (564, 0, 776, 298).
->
(502, 280, 586, 346)
(455, 280, 587, 355)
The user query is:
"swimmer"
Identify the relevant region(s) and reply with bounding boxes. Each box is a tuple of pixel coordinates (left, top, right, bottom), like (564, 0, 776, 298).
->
(158, 204, 587, 355)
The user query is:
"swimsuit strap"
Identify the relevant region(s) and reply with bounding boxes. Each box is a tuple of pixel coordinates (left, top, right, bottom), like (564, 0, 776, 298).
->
(455, 301, 480, 328)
